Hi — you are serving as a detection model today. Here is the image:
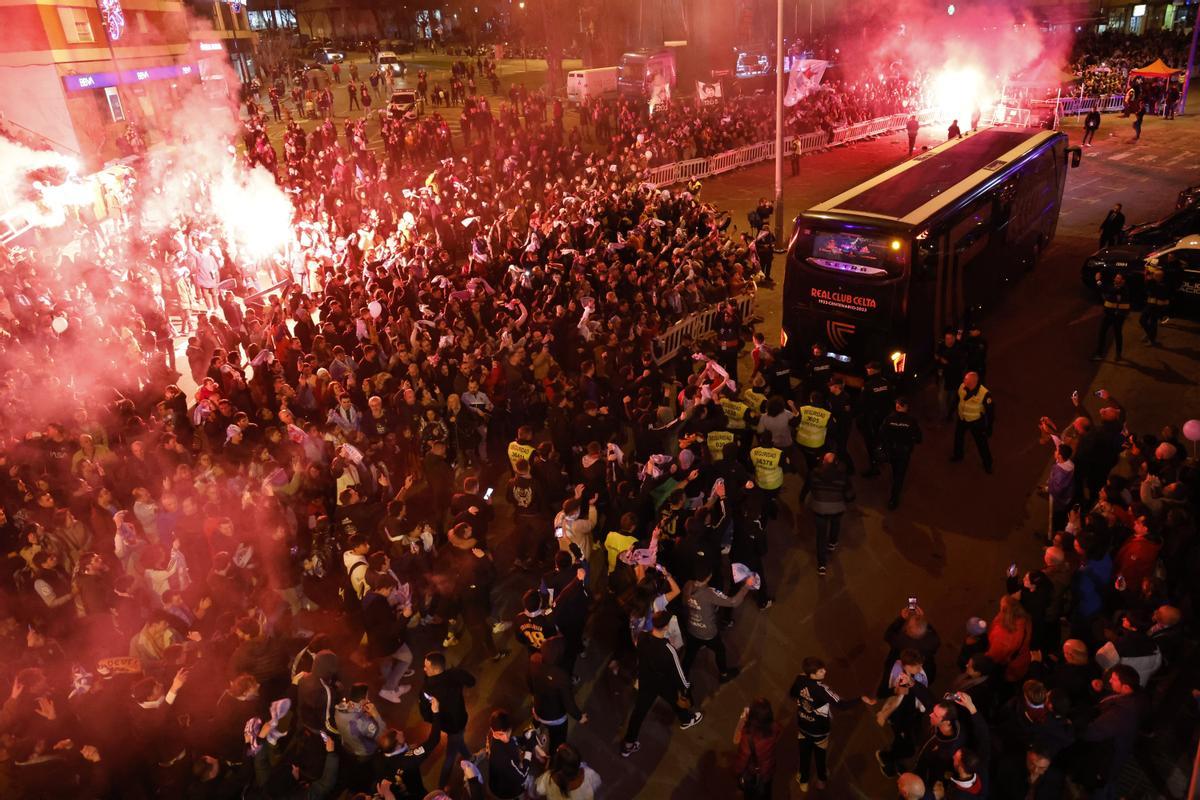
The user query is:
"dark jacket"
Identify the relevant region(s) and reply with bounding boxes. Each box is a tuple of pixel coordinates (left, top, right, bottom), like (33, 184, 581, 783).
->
(372, 723, 441, 800)
(362, 591, 406, 658)
(296, 650, 339, 735)
(420, 667, 476, 734)
(808, 461, 852, 515)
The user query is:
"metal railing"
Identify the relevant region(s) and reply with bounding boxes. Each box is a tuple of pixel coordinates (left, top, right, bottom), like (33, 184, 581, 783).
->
(652, 285, 757, 365)
(1052, 93, 1126, 116)
(643, 109, 938, 189)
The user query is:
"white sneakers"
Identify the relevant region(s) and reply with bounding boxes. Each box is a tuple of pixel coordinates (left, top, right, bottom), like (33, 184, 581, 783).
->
(378, 686, 411, 703)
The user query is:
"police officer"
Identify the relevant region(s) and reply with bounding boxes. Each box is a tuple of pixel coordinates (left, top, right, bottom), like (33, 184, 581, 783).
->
(934, 328, 966, 422)
(963, 324, 988, 382)
(1140, 266, 1171, 346)
(1093, 271, 1130, 361)
(714, 305, 743, 383)
(855, 362, 893, 478)
(804, 344, 836, 402)
(826, 377, 855, 473)
(951, 371, 994, 474)
(879, 397, 923, 510)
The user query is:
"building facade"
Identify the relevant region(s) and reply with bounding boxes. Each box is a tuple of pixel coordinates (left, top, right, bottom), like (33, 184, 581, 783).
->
(0, 0, 255, 165)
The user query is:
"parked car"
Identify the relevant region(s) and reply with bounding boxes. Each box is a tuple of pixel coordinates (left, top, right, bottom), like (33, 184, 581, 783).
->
(312, 47, 345, 64)
(1178, 184, 1200, 210)
(388, 89, 420, 121)
(1123, 204, 1200, 248)
(1084, 234, 1200, 310)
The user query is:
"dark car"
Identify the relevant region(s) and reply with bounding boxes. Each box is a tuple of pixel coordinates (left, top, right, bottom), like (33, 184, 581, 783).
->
(1178, 184, 1200, 210)
(1084, 235, 1200, 311)
(1122, 204, 1200, 248)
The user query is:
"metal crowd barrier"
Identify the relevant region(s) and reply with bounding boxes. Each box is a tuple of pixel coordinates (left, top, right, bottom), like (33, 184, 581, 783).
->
(644, 108, 936, 189)
(652, 286, 758, 365)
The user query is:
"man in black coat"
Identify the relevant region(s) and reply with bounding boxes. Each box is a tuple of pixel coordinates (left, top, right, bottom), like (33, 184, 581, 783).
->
(420, 651, 477, 787)
(1098, 203, 1125, 248)
(1083, 109, 1101, 145)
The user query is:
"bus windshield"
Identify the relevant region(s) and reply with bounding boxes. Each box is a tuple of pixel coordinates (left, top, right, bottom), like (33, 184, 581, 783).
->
(809, 231, 901, 277)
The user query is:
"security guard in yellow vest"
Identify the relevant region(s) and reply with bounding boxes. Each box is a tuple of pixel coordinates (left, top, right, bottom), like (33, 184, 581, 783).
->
(508, 425, 536, 472)
(719, 396, 751, 431)
(750, 432, 784, 519)
(795, 392, 832, 476)
(1139, 265, 1172, 346)
(951, 371, 994, 473)
(1092, 271, 1130, 361)
(707, 429, 736, 460)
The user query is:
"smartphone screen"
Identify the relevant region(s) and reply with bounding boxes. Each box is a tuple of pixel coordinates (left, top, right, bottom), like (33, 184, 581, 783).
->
(483, 487, 494, 500)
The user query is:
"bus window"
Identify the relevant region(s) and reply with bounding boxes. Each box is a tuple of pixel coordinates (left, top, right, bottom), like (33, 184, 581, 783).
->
(809, 231, 906, 277)
(952, 200, 992, 265)
(915, 238, 938, 282)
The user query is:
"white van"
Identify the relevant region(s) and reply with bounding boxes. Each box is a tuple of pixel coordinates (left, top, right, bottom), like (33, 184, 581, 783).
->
(566, 67, 619, 104)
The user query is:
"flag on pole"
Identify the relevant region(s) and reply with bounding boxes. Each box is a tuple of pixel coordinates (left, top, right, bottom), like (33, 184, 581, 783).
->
(784, 59, 828, 107)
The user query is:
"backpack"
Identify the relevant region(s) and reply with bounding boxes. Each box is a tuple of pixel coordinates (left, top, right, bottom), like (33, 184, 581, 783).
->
(339, 559, 368, 616)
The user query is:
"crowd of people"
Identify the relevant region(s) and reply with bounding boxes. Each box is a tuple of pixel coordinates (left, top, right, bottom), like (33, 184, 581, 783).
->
(1068, 30, 1189, 104)
(247, 47, 926, 171)
(0, 28, 1197, 800)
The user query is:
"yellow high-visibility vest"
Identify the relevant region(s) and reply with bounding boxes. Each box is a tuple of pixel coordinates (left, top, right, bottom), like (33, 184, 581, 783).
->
(720, 398, 749, 430)
(795, 405, 831, 449)
(750, 446, 783, 490)
(507, 441, 535, 469)
(957, 385, 990, 422)
(740, 387, 767, 414)
(707, 430, 735, 460)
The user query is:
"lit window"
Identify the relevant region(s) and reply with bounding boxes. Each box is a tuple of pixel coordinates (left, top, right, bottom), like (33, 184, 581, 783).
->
(1132, 4, 1146, 16)
(58, 7, 95, 43)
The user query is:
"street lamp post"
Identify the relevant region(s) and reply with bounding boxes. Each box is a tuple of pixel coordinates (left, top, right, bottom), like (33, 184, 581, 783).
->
(773, 0, 784, 241)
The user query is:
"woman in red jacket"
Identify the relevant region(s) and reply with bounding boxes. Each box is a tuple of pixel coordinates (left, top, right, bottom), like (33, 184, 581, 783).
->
(733, 697, 783, 799)
(986, 594, 1033, 682)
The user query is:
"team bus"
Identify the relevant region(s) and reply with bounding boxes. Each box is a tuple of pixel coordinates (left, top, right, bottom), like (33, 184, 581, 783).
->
(782, 127, 1081, 376)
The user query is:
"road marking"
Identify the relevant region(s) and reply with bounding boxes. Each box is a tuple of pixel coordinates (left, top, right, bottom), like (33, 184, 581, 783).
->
(1109, 151, 1132, 161)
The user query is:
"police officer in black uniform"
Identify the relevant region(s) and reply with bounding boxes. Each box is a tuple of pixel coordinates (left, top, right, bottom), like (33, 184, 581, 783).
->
(963, 323, 988, 382)
(1093, 271, 1131, 360)
(826, 377, 855, 474)
(803, 344, 836, 404)
(764, 345, 795, 398)
(878, 397, 923, 510)
(855, 361, 893, 478)
(1140, 266, 1172, 346)
(713, 304, 743, 383)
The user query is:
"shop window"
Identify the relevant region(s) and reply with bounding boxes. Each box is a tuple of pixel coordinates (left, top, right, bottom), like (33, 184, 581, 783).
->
(58, 7, 95, 43)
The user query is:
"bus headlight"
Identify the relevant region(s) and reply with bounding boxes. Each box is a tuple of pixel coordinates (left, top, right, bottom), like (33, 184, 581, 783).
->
(890, 351, 906, 373)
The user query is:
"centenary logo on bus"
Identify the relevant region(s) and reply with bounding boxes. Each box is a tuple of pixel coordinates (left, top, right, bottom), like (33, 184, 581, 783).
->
(810, 288, 877, 310)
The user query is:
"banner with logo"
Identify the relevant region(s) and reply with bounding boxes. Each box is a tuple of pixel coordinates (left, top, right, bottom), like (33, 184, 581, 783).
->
(784, 59, 828, 107)
(649, 74, 672, 115)
(696, 81, 722, 103)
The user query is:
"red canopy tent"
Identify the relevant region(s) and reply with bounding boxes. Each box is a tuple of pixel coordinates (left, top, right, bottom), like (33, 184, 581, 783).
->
(1130, 58, 1184, 78)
